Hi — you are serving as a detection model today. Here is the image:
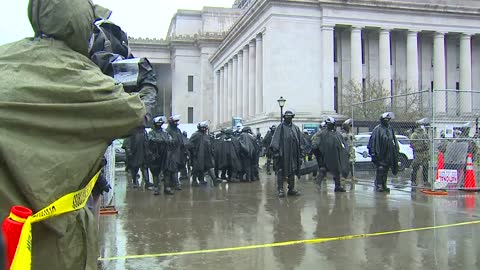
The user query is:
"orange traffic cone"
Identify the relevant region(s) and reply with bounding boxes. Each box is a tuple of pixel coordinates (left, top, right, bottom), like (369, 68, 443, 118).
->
(435, 152, 445, 181)
(464, 153, 478, 191)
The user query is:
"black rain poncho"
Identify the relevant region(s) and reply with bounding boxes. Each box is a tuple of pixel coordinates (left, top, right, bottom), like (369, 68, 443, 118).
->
(148, 128, 171, 172)
(312, 130, 350, 177)
(0, 1, 145, 269)
(368, 124, 400, 175)
(165, 124, 186, 172)
(122, 128, 150, 169)
(270, 122, 304, 176)
(189, 131, 215, 172)
(217, 137, 242, 170)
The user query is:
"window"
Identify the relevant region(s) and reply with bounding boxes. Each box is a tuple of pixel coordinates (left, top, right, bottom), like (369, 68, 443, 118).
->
(188, 107, 194, 123)
(188, 75, 194, 92)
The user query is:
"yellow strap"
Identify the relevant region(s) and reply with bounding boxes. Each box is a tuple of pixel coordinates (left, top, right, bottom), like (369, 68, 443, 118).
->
(8, 213, 26, 224)
(10, 171, 101, 270)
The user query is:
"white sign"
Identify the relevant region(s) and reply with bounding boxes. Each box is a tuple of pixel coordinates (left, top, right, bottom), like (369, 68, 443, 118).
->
(437, 169, 458, 184)
(444, 125, 454, 138)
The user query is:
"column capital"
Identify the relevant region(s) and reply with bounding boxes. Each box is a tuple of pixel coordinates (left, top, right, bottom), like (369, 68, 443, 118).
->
(238, 50, 243, 57)
(321, 24, 335, 31)
(233, 55, 238, 61)
(407, 30, 419, 36)
(220, 66, 224, 71)
(379, 28, 392, 34)
(351, 26, 363, 32)
(434, 31, 446, 37)
(461, 33, 472, 39)
(256, 33, 263, 41)
(243, 45, 249, 51)
(249, 39, 256, 47)
(229, 58, 233, 64)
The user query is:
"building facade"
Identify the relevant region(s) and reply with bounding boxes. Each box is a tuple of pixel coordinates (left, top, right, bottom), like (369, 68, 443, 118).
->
(130, 0, 480, 134)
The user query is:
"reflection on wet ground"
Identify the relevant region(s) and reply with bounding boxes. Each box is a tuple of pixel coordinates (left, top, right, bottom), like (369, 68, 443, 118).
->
(98, 165, 480, 270)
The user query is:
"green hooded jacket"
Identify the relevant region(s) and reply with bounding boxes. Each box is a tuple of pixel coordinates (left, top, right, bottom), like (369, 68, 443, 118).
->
(0, 0, 145, 269)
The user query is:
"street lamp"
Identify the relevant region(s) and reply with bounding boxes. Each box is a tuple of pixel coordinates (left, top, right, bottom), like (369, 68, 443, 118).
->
(277, 96, 286, 122)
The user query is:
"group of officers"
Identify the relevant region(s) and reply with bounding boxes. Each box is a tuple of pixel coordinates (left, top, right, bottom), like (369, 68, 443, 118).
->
(121, 109, 364, 198)
(122, 115, 265, 195)
(122, 107, 468, 198)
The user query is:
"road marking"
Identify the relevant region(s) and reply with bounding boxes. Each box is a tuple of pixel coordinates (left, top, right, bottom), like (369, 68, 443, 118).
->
(99, 220, 480, 261)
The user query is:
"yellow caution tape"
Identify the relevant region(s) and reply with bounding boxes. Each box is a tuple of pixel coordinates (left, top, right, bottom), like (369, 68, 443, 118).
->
(10, 171, 100, 270)
(99, 219, 480, 261)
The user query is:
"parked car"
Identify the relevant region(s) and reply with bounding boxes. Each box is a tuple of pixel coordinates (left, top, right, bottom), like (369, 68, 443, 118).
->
(354, 134, 414, 171)
(113, 139, 126, 163)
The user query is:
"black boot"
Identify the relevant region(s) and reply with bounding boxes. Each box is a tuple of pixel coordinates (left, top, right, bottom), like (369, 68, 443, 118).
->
(287, 176, 300, 196)
(334, 176, 346, 192)
(277, 172, 285, 197)
(164, 187, 174, 195)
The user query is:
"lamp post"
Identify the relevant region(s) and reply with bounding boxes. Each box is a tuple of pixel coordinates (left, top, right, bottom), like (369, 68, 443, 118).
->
(277, 96, 286, 122)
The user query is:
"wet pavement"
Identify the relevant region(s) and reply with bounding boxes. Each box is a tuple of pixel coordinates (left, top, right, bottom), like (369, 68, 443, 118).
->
(98, 163, 480, 270)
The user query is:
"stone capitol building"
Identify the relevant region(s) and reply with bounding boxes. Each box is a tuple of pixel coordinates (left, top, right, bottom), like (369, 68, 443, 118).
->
(129, 0, 480, 133)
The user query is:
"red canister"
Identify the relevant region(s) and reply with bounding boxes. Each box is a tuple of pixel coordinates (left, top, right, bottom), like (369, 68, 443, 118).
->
(1, 206, 33, 268)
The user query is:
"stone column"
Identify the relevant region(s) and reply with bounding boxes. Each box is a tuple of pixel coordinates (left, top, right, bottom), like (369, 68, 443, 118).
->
(433, 32, 446, 114)
(379, 29, 391, 93)
(224, 64, 229, 122)
(237, 51, 244, 117)
(350, 26, 363, 88)
(460, 33, 472, 114)
(322, 25, 335, 113)
(242, 46, 249, 119)
(248, 40, 256, 117)
(213, 70, 219, 125)
(406, 30, 419, 92)
(228, 59, 233, 120)
(232, 56, 238, 117)
(255, 34, 263, 114)
(219, 67, 224, 123)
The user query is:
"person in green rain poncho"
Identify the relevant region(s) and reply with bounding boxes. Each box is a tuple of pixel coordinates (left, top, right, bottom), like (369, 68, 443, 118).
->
(0, 0, 145, 269)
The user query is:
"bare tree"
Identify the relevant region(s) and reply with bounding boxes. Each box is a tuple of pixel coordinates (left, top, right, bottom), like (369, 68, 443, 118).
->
(341, 78, 424, 122)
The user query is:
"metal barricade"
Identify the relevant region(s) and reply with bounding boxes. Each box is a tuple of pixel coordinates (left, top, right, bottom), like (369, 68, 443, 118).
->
(349, 85, 480, 192)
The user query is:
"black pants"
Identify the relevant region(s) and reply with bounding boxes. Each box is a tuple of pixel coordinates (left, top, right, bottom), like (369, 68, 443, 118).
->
(151, 167, 163, 188)
(277, 169, 296, 191)
(129, 165, 150, 187)
(317, 167, 341, 188)
(375, 165, 390, 189)
(164, 171, 179, 191)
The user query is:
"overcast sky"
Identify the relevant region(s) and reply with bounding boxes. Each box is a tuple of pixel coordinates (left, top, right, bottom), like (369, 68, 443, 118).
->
(0, 0, 235, 45)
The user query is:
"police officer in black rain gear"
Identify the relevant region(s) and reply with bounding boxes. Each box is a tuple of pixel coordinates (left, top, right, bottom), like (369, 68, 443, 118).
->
(313, 117, 349, 192)
(367, 112, 400, 192)
(165, 115, 187, 193)
(190, 121, 222, 186)
(270, 110, 304, 198)
(238, 127, 258, 182)
(263, 125, 276, 175)
(218, 129, 242, 182)
(148, 116, 172, 195)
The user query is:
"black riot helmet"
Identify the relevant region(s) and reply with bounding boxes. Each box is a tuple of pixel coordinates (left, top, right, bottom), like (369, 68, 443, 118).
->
(242, 126, 252, 134)
(380, 112, 394, 126)
(152, 116, 166, 128)
(342, 118, 352, 131)
(169, 115, 181, 127)
(270, 125, 276, 131)
(197, 121, 209, 133)
(325, 116, 336, 131)
(283, 110, 295, 118)
(224, 128, 234, 138)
